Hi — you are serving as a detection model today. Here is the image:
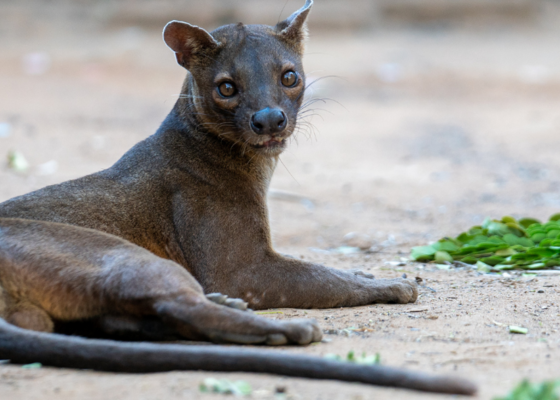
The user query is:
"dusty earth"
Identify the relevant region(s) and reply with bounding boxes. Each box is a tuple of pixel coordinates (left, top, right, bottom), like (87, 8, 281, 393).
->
(2, 11, 560, 400)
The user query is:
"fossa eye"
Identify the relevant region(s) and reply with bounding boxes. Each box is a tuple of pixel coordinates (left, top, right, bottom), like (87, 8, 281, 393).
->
(281, 70, 298, 87)
(217, 82, 236, 98)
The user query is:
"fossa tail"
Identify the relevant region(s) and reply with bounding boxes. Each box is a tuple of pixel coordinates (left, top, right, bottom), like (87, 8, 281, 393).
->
(0, 318, 476, 395)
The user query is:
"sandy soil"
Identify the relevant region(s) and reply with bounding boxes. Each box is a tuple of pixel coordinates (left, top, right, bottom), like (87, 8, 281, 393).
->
(2, 14, 560, 400)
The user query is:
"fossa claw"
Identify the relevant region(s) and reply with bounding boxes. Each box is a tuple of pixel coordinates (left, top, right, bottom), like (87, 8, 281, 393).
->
(206, 293, 249, 311)
(205, 293, 228, 304)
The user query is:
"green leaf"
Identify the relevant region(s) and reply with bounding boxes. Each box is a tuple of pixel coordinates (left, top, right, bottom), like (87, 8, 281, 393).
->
(355, 352, 381, 365)
(454, 245, 479, 255)
(434, 251, 453, 262)
(487, 221, 510, 236)
(432, 240, 460, 252)
(475, 242, 503, 251)
(501, 216, 515, 224)
(495, 248, 518, 256)
(519, 218, 542, 228)
(526, 263, 547, 270)
(527, 248, 558, 258)
(480, 256, 506, 266)
(456, 233, 475, 244)
(476, 261, 491, 273)
(511, 252, 538, 261)
(458, 256, 478, 264)
(544, 223, 560, 233)
(515, 237, 534, 247)
(487, 235, 505, 244)
(503, 234, 521, 246)
(508, 326, 528, 334)
(505, 222, 527, 237)
(324, 354, 343, 362)
(494, 379, 560, 400)
(21, 363, 42, 369)
(468, 235, 488, 245)
(545, 259, 560, 267)
(410, 246, 436, 261)
(199, 378, 252, 396)
(325, 351, 381, 365)
(7, 150, 29, 173)
(530, 233, 547, 243)
(494, 264, 515, 271)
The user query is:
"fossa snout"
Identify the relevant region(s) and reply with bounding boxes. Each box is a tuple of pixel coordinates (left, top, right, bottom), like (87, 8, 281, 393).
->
(251, 108, 287, 136)
(249, 107, 288, 150)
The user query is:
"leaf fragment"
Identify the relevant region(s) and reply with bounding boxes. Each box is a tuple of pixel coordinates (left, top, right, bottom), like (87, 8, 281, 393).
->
(324, 351, 381, 365)
(21, 363, 42, 369)
(508, 326, 528, 334)
(7, 150, 29, 173)
(434, 251, 453, 262)
(410, 245, 436, 261)
(199, 378, 252, 396)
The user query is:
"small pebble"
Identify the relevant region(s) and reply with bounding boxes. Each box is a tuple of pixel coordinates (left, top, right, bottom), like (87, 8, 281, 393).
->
(275, 386, 287, 394)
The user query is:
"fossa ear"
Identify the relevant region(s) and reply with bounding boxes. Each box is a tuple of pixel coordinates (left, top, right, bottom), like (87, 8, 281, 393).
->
(163, 21, 221, 69)
(276, 0, 313, 50)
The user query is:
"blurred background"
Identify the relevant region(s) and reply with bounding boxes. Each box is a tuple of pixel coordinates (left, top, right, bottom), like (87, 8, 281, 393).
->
(2, 0, 560, 252)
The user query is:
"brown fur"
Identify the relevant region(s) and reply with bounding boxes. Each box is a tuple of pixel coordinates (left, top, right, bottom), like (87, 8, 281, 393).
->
(0, 0, 417, 322)
(0, 1, 476, 394)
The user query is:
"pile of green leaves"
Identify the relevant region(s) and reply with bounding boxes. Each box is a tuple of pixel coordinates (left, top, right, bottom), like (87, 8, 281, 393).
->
(494, 379, 560, 400)
(411, 214, 560, 271)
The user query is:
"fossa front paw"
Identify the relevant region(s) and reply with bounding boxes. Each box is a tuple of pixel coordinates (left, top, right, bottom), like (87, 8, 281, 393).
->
(280, 318, 322, 345)
(207, 316, 322, 346)
(371, 278, 418, 304)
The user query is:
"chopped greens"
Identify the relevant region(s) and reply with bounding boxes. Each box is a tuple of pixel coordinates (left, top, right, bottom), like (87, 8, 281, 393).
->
(494, 379, 560, 400)
(324, 350, 381, 365)
(411, 215, 560, 271)
(199, 378, 252, 396)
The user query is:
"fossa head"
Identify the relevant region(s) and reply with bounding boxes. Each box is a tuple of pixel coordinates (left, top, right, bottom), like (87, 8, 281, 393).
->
(163, 0, 312, 157)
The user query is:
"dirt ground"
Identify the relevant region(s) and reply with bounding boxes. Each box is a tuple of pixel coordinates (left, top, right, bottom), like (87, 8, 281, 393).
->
(2, 8, 560, 400)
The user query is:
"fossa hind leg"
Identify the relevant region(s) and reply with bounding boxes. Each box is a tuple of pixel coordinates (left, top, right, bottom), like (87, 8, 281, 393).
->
(83, 281, 320, 344)
(7, 302, 54, 333)
(97, 254, 321, 344)
(0, 218, 320, 344)
(0, 284, 54, 333)
(62, 294, 253, 341)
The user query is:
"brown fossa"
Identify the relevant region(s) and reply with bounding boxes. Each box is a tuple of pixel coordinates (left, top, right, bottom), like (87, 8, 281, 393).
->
(0, 1, 475, 395)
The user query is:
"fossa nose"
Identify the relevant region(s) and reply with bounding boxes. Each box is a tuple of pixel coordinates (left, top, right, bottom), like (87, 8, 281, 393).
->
(250, 108, 287, 136)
